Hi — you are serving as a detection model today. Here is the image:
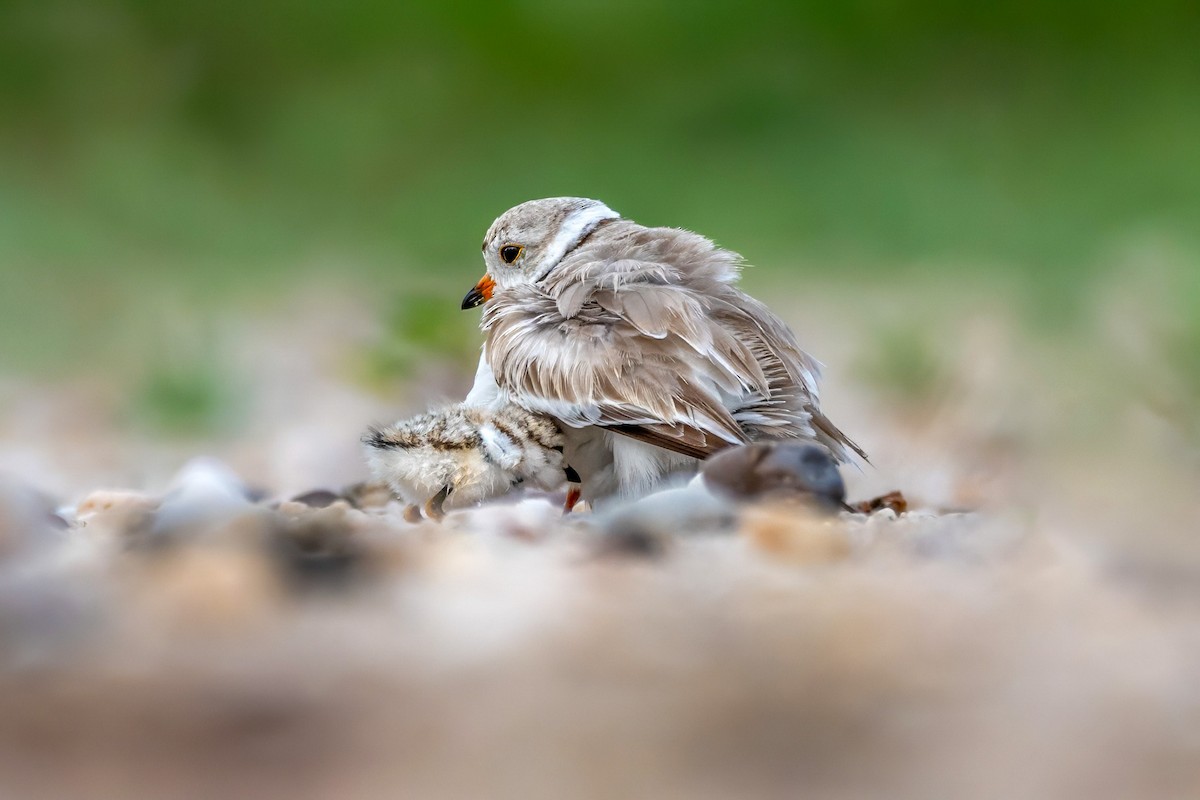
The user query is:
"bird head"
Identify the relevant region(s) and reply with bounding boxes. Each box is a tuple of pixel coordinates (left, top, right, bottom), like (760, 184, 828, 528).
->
(462, 197, 619, 309)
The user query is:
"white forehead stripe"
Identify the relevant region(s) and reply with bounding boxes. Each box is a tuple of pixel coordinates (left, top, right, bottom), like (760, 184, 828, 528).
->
(536, 201, 619, 279)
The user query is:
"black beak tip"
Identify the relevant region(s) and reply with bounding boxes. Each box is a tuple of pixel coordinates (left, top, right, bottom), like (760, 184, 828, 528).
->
(461, 289, 484, 310)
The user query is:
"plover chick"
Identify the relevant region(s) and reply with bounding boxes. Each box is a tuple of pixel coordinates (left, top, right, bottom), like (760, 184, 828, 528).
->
(362, 403, 571, 521)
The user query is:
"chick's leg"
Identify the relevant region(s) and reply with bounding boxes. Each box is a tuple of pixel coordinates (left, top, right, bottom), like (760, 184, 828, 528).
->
(423, 485, 450, 522)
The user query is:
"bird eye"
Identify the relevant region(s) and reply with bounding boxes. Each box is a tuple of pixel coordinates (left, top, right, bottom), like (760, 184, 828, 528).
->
(499, 244, 523, 264)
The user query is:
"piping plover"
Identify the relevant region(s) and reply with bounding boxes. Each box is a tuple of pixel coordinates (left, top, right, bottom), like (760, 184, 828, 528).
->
(462, 197, 865, 506)
(362, 403, 571, 520)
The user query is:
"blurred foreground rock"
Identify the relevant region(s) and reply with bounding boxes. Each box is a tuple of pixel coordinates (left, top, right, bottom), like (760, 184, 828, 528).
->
(0, 460, 1194, 800)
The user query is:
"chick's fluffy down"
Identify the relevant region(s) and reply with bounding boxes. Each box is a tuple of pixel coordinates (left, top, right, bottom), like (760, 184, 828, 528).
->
(363, 404, 566, 510)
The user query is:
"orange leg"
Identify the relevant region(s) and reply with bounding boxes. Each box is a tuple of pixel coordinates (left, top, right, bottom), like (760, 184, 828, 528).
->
(563, 485, 582, 515)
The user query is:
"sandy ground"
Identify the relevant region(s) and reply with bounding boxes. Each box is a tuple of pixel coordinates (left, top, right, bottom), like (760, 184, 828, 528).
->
(0, 282, 1197, 800)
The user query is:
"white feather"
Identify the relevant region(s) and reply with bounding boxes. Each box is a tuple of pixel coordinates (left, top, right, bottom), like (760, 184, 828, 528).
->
(479, 423, 521, 469)
(610, 435, 696, 501)
(464, 350, 504, 410)
(534, 201, 619, 281)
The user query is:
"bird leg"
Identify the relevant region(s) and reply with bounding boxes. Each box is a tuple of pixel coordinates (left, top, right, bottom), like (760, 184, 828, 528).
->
(563, 484, 582, 515)
(423, 485, 450, 522)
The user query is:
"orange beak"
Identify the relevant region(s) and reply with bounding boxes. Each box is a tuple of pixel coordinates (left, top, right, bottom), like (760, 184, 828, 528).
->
(461, 274, 495, 309)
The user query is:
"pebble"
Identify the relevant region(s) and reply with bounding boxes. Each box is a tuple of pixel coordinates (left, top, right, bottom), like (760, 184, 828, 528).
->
(153, 457, 255, 535)
(739, 503, 852, 564)
(0, 480, 69, 559)
(266, 513, 369, 594)
(702, 442, 846, 511)
(340, 481, 394, 510)
(289, 489, 343, 508)
(73, 490, 158, 545)
(598, 482, 737, 541)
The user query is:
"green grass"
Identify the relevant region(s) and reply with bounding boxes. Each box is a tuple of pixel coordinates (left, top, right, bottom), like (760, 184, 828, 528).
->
(359, 292, 481, 391)
(855, 323, 950, 411)
(1, 0, 1198, 370)
(129, 349, 243, 437)
(1157, 269, 1200, 442)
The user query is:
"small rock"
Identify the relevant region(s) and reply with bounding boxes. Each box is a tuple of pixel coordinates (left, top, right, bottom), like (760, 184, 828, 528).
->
(590, 526, 670, 560)
(266, 513, 370, 594)
(76, 490, 157, 518)
(0, 480, 66, 559)
(740, 503, 852, 564)
(852, 490, 909, 515)
(153, 457, 254, 535)
(341, 481, 394, 510)
(129, 534, 285, 631)
(702, 442, 846, 511)
(289, 489, 343, 509)
(598, 482, 736, 542)
(74, 490, 158, 544)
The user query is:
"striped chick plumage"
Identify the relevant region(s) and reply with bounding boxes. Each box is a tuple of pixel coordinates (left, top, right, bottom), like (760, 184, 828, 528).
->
(363, 403, 568, 520)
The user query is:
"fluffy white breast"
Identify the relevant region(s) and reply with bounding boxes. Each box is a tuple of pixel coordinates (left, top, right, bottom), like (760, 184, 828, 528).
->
(609, 435, 698, 503)
(464, 350, 504, 410)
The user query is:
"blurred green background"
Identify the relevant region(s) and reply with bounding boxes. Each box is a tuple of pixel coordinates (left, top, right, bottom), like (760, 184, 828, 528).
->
(2, 0, 1198, 377)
